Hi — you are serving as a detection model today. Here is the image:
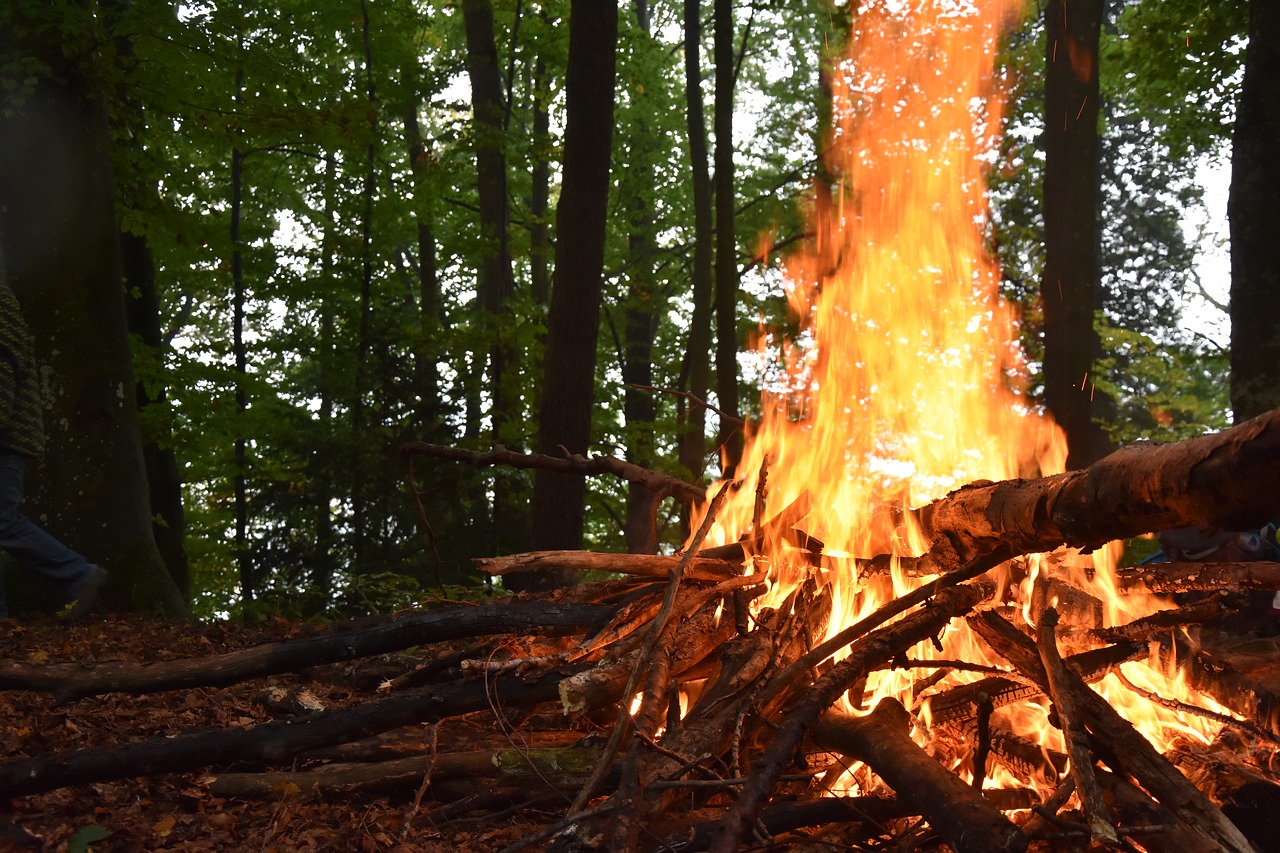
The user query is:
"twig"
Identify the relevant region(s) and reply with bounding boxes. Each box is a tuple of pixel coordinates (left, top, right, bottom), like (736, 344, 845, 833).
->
(401, 441, 706, 507)
(1113, 665, 1280, 746)
(628, 383, 747, 426)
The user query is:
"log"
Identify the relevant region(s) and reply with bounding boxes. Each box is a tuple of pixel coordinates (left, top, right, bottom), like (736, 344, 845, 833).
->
(810, 699, 1027, 853)
(919, 407, 1280, 571)
(475, 551, 742, 582)
(1115, 561, 1280, 594)
(0, 600, 612, 704)
(0, 661, 634, 800)
(969, 609, 1255, 853)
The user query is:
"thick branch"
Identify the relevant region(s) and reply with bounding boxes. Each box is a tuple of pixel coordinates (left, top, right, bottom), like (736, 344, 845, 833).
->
(920, 407, 1280, 570)
(475, 550, 741, 582)
(812, 700, 1027, 853)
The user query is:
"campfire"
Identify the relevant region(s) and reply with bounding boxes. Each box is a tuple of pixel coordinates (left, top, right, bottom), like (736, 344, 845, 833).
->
(4, 1, 1280, 851)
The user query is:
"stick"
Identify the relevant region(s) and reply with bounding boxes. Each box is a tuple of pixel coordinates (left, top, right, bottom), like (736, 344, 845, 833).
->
(474, 551, 741, 582)
(1036, 607, 1120, 847)
(400, 441, 707, 507)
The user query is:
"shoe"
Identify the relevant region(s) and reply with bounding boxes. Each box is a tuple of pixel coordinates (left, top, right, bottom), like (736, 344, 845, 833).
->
(60, 565, 108, 622)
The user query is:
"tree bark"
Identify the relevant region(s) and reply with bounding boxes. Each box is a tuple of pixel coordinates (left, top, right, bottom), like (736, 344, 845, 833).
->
(622, 2, 661, 554)
(0, 1, 186, 616)
(1039, 0, 1106, 468)
(527, 0, 618, 584)
(918, 406, 1280, 572)
(679, 0, 715, 488)
(1229, 0, 1280, 422)
(712, 0, 741, 475)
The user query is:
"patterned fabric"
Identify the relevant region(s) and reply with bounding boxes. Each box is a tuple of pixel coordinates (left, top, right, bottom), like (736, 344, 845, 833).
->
(0, 285, 45, 458)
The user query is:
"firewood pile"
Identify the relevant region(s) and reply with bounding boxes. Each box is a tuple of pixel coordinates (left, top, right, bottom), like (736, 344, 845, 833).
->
(4, 410, 1280, 852)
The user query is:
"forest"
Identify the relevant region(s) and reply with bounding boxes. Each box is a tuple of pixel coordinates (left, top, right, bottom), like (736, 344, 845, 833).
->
(0, 0, 1275, 622)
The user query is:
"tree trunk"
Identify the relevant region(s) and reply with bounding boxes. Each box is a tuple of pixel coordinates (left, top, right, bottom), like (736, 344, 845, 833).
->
(403, 87, 442, 438)
(527, 0, 618, 585)
(712, 0, 741, 475)
(350, 0, 379, 572)
(0, 1, 186, 616)
(463, 0, 524, 559)
(1039, 0, 1105, 468)
(622, 2, 660, 554)
(679, 0, 715, 488)
(1228, 1, 1280, 423)
(104, 0, 190, 595)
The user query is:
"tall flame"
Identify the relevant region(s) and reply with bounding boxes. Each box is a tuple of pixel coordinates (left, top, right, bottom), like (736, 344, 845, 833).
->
(703, 0, 1059, 578)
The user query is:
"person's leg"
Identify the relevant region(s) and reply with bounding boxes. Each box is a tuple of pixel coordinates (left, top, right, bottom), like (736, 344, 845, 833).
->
(0, 450, 95, 585)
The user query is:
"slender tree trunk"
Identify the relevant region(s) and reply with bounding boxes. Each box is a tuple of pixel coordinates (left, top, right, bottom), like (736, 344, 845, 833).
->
(230, 58, 251, 602)
(463, 0, 524, 558)
(404, 90, 442, 436)
(1039, 0, 1105, 468)
(351, 0, 379, 571)
(527, 0, 618, 586)
(0, 1, 186, 616)
(530, 52, 551, 309)
(712, 0, 741, 476)
(622, 1, 660, 554)
(1229, 1, 1280, 422)
(314, 151, 339, 604)
(679, 0, 715, 488)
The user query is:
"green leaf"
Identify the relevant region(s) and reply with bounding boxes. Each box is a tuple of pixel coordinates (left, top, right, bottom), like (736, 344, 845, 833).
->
(67, 824, 112, 853)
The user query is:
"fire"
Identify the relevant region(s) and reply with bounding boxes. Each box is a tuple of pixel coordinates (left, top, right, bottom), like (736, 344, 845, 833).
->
(692, 0, 1230, 798)
(700, 0, 1049, 613)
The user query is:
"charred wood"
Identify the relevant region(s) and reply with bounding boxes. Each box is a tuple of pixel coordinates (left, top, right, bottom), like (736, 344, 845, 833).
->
(709, 581, 991, 853)
(810, 699, 1027, 853)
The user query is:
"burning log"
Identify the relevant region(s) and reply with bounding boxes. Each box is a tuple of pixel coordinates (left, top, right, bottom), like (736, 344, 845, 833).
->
(918, 407, 1280, 571)
(811, 699, 1028, 853)
(970, 609, 1257, 853)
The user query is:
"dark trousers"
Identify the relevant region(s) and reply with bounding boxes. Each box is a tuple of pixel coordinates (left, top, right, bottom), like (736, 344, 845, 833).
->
(0, 449, 94, 617)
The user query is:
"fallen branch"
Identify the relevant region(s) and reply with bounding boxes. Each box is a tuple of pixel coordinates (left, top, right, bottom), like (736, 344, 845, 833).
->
(474, 551, 741, 582)
(400, 441, 705, 507)
(0, 600, 612, 704)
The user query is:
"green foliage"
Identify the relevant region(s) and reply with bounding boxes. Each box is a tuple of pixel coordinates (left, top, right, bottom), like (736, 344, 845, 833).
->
(1093, 317, 1230, 445)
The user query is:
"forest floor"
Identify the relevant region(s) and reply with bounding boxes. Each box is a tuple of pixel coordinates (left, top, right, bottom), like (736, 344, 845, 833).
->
(0, 613, 559, 853)
(4, 605, 1280, 852)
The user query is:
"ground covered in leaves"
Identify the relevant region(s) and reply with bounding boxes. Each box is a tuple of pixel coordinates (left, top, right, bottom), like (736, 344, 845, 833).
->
(0, 613, 564, 853)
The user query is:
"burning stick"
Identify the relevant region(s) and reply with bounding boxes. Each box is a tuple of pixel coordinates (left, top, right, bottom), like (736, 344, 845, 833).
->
(1036, 607, 1120, 846)
(811, 699, 1028, 853)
